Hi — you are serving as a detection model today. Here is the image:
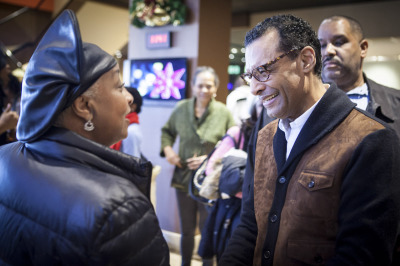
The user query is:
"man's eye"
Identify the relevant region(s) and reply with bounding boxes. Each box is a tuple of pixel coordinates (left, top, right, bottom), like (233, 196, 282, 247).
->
(334, 40, 345, 46)
(320, 43, 327, 48)
(256, 67, 269, 74)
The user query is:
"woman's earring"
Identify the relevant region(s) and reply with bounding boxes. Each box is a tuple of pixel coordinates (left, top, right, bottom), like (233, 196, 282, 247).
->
(84, 119, 95, 131)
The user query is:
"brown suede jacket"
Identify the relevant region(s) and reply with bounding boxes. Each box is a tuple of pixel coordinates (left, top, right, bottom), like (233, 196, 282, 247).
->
(219, 84, 400, 266)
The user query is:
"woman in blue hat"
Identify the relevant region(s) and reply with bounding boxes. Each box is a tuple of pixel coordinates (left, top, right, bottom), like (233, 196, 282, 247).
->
(0, 10, 169, 265)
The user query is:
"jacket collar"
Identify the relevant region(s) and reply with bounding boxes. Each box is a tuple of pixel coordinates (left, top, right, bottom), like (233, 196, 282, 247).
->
(276, 83, 356, 172)
(25, 127, 152, 198)
(364, 73, 398, 122)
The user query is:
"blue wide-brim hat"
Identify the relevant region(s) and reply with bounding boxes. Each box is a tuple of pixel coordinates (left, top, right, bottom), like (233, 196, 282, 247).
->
(17, 9, 117, 143)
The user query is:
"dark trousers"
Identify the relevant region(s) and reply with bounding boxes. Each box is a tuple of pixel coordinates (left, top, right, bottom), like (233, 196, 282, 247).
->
(175, 189, 213, 266)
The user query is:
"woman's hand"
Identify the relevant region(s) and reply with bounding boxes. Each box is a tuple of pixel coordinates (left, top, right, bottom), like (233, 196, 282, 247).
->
(164, 146, 182, 168)
(0, 104, 19, 134)
(186, 154, 207, 170)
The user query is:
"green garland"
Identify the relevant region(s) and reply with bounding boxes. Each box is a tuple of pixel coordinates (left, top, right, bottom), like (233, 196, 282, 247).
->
(130, 0, 187, 28)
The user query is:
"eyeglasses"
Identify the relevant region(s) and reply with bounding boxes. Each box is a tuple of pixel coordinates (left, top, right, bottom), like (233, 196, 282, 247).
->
(240, 49, 299, 85)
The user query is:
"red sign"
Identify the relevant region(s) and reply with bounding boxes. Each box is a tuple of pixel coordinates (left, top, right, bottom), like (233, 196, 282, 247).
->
(146, 31, 171, 49)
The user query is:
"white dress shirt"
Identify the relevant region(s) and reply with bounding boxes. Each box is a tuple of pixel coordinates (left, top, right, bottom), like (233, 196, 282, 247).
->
(347, 83, 368, 110)
(278, 99, 320, 159)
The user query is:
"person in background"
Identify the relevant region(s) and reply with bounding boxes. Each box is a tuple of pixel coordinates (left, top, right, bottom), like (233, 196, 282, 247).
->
(318, 15, 400, 139)
(205, 99, 262, 181)
(199, 100, 262, 262)
(0, 52, 20, 145)
(111, 86, 144, 159)
(219, 14, 400, 265)
(161, 66, 235, 266)
(226, 75, 256, 126)
(0, 10, 169, 265)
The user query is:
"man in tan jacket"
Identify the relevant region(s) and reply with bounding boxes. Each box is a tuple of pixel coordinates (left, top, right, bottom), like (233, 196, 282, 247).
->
(219, 14, 400, 266)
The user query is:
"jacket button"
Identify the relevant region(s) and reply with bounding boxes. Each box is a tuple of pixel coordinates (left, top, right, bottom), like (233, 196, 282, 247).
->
(278, 176, 286, 184)
(270, 214, 278, 223)
(264, 250, 271, 259)
(308, 180, 315, 188)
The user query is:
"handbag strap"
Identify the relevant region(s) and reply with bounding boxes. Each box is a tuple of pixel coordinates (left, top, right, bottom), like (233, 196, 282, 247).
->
(236, 130, 243, 150)
(221, 133, 238, 150)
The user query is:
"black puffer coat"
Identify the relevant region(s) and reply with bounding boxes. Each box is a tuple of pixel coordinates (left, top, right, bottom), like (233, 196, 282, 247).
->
(0, 127, 169, 265)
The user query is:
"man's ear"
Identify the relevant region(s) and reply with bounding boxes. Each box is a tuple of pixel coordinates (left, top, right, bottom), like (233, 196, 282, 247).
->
(300, 46, 316, 74)
(71, 95, 92, 121)
(360, 39, 368, 59)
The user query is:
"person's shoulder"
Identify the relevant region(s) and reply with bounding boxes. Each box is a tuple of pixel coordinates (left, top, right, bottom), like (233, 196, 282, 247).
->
(213, 101, 235, 121)
(72, 170, 153, 231)
(178, 98, 192, 105)
(367, 76, 400, 97)
(213, 99, 231, 110)
(354, 109, 400, 149)
(173, 98, 192, 110)
(258, 119, 279, 138)
(262, 119, 279, 130)
(0, 141, 23, 152)
(127, 122, 140, 133)
(227, 125, 241, 136)
(346, 108, 397, 143)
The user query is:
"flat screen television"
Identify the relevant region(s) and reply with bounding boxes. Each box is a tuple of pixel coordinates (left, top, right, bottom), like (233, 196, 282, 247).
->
(123, 57, 188, 106)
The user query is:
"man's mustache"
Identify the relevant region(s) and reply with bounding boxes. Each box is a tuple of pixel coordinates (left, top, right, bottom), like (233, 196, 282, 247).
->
(323, 56, 341, 66)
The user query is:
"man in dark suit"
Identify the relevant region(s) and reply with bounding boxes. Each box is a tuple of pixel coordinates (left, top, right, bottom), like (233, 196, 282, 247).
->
(318, 15, 400, 139)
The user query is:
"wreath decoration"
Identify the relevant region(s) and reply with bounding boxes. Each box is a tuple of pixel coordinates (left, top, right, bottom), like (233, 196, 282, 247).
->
(130, 0, 187, 28)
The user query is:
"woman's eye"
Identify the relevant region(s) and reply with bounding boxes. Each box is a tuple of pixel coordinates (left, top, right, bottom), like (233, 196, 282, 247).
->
(117, 84, 124, 91)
